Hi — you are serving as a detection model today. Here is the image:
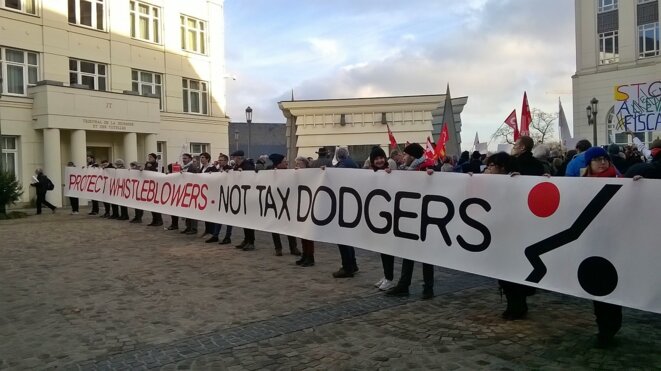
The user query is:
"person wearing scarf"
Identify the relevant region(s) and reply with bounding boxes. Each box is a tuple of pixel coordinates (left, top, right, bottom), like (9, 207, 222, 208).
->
(582, 146, 622, 348)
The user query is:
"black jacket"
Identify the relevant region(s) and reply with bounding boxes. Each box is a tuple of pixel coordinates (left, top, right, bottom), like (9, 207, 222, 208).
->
(624, 160, 661, 179)
(144, 160, 159, 172)
(233, 159, 255, 171)
(512, 152, 545, 176)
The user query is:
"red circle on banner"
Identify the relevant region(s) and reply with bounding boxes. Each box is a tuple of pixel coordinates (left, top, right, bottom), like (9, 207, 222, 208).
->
(527, 182, 560, 218)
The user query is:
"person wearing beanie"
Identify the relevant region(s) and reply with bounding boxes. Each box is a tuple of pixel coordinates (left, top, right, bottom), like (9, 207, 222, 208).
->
(582, 146, 622, 348)
(268, 153, 286, 169)
(387, 144, 436, 300)
(266, 153, 302, 257)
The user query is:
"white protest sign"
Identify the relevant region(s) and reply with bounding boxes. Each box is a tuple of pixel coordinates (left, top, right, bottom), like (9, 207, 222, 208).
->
(496, 144, 512, 154)
(614, 80, 661, 133)
(65, 167, 661, 314)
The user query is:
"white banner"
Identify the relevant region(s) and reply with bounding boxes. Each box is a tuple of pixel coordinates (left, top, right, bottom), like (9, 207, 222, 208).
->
(65, 167, 661, 314)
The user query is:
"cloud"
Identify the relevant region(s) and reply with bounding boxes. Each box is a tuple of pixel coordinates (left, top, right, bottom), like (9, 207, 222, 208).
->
(225, 0, 575, 147)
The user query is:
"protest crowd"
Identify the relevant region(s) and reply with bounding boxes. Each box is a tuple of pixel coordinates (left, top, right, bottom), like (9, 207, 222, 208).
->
(47, 132, 661, 350)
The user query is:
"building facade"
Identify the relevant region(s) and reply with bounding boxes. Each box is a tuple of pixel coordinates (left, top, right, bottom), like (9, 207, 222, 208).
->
(278, 94, 467, 163)
(573, 0, 661, 145)
(228, 122, 286, 159)
(0, 0, 229, 207)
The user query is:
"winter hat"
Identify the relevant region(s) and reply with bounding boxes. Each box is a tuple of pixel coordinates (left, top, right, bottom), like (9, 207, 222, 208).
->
(607, 144, 620, 155)
(404, 143, 425, 159)
(369, 146, 388, 168)
(268, 153, 285, 167)
(583, 147, 609, 164)
(148, 153, 157, 160)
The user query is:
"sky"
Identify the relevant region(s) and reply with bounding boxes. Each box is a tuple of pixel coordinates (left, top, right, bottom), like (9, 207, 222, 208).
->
(224, 0, 575, 149)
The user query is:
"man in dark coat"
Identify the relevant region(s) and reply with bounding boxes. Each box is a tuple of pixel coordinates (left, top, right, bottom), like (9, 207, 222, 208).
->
(310, 147, 333, 168)
(144, 153, 163, 226)
(86, 155, 100, 215)
(31, 168, 56, 214)
(624, 139, 661, 179)
(180, 153, 200, 235)
(266, 153, 301, 257)
(500, 135, 544, 320)
(232, 150, 257, 251)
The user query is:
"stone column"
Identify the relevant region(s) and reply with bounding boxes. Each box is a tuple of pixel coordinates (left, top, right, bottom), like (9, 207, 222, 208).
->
(43, 128, 63, 207)
(70, 129, 88, 206)
(145, 133, 158, 159)
(70, 129, 87, 169)
(123, 132, 138, 164)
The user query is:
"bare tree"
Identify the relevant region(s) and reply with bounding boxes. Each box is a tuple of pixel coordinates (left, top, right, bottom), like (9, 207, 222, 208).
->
(529, 108, 558, 143)
(491, 108, 558, 144)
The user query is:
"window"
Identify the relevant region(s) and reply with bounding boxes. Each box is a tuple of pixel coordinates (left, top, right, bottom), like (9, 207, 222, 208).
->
(638, 0, 655, 4)
(69, 58, 107, 90)
(182, 78, 208, 115)
(1, 136, 18, 180)
(0, 47, 38, 96)
(180, 15, 206, 54)
(2, 0, 36, 14)
(130, 1, 161, 44)
(599, 31, 619, 64)
(156, 141, 166, 171)
(598, 0, 618, 13)
(132, 69, 163, 110)
(191, 143, 210, 157)
(68, 0, 105, 31)
(639, 22, 660, 58)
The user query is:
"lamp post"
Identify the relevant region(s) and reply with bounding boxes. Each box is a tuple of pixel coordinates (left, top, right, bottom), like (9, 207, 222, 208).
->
(234, 129, 239, 152)
(586, 97, 599, 145)
(245, 106, 253, 159)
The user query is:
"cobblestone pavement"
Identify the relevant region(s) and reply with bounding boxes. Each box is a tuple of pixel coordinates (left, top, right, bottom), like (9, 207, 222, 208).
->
(1, 208, 659, 370)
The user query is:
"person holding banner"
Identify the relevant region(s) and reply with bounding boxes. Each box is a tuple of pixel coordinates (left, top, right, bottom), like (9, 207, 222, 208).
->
(179, 153, 200, 235)
(144, 153, 163, 227)
(582, 146, 623, 348)
(99, 160, 112, 218)
(231, 150, 257, 251)
(110, 159, 129, 221)
(502, 136, 546, 319)
(267, 153, 301, 257)
(129, 161, 144, 223)
(386, 143, 435, 299)
(326, 147, 360, 278)
(199, 152, 219, 238)
(294, 156, 316, 267)
(86, 155, 100, 215)
(369, 146, 397, 291)
(206, 154, 234, 244)
(565, 139, 591, 177)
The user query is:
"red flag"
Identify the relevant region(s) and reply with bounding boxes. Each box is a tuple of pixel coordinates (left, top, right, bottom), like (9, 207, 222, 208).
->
(504, 109, 520, 141)
(434, 123, 449, 159)
(386, 124, 398, 149)
(425, 137, 436, 159)
(520, 92, 531, 137)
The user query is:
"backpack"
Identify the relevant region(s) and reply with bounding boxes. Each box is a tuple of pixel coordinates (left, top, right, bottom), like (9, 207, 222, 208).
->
(46, 177, 55, 191)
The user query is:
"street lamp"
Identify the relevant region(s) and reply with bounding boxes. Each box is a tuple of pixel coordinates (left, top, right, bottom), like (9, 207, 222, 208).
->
(245, 106, 253, 159)
(585, 97, 598, 145)
(234, 129, 239, 152)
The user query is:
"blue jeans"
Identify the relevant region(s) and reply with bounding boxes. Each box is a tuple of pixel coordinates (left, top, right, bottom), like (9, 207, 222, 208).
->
(212, 223, 232, 239)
